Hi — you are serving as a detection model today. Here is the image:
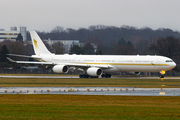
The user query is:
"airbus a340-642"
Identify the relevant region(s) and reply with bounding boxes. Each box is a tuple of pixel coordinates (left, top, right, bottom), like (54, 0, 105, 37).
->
(7, 31, 176, 78)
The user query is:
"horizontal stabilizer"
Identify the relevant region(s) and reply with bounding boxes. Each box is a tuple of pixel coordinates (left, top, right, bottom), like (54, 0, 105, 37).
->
(7, 57, 16, 63)
(7, 54, 41, 59)
(7, 57, 53, 65)
(7, 54, 32, 58)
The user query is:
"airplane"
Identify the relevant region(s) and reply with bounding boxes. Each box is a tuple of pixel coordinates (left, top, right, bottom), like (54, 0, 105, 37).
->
(7, 31, 176, 78)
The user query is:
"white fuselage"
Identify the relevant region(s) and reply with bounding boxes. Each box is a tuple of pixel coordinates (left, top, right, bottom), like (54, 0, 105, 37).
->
(39, 54, 176, 73)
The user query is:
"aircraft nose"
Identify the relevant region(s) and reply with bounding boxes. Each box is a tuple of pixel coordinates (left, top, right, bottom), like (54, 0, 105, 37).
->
(172, 62, 176, 69)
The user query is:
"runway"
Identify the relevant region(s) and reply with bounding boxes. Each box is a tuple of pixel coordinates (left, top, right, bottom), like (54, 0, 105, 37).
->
(1, 75, 180, 79)
(1, 87, 180, 96)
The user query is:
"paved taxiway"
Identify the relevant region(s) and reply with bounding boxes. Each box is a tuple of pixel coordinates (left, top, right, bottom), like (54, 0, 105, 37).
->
(1, 87, 180, 96)
(1, 75, 180, 79)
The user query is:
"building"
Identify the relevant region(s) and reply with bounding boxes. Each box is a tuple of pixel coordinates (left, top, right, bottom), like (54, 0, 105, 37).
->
(0, 30, 20, 42)
(20, 27, 27, 41)
(0, 27, 27, 41)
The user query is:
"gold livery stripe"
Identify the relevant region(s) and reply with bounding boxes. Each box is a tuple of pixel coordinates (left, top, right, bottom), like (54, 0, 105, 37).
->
(83, 63, 169, 66)
(40, 60, 169, 66)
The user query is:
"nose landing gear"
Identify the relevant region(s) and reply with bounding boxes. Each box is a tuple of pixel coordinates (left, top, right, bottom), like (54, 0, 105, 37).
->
(159, 70, 165, 78)
(159, 75, 164, 78)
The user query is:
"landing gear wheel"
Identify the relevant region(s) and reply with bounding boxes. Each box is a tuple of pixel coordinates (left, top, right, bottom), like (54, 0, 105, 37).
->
(159, 75, 164, 78)
(79, 74, 92, 78)
(90, 76, 98, 78)
(101, 74, 105, 78)
(101, 73, 111, 78)
(79, 74, 83, 78)
(85, 74, 89, 78)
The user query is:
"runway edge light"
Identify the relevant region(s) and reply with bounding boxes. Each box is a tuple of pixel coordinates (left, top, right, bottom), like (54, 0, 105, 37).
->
(159, 92, 165, 95)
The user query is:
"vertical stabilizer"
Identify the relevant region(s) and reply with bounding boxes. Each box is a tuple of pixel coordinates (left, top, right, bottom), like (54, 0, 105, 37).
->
(30, 31, 51, 55)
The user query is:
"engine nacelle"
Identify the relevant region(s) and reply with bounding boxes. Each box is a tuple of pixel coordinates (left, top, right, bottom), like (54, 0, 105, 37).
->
(126, 72, 141, 75)
(52, 65, 68, 73)
(86, 67, 102, 76)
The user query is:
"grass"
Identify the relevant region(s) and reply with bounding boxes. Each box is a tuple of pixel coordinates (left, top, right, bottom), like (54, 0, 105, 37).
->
(0, 73, 77, 76)
(0, 75, 180, 119)
(0, 95, 180, 120)
(0, 77, 180, 88)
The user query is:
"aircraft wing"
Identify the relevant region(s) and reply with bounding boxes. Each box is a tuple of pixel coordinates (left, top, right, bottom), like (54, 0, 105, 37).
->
(7, 57, 53, 65)
(7, 57, 109, 68)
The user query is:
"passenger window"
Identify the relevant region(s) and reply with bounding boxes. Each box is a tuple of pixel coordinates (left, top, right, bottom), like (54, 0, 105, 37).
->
(166, 60, 173, 62)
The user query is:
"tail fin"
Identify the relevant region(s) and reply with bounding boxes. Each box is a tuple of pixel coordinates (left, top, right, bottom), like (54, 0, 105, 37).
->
(30, 31, 51, 55)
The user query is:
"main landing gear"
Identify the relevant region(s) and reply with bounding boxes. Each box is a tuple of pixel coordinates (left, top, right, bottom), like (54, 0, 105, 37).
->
(101, 73, 111, 78)
(79, 74, 98, 78)
(79, 73, 112, 78)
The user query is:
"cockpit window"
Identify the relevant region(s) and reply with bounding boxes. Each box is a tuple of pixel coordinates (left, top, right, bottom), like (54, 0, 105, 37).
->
(166, 60, 173, 62)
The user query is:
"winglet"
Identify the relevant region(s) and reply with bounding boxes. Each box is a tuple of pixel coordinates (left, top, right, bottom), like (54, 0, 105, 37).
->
(6, 57, 16, 63)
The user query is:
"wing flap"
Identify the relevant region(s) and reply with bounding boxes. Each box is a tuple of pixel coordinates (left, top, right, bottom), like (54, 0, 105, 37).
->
(16, 61, 53, 65)
(58, 63, 109, 68)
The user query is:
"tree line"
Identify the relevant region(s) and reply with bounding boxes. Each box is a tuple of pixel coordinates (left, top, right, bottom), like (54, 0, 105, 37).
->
(34, 25, 180, 55)
(36, 25, 180, 45)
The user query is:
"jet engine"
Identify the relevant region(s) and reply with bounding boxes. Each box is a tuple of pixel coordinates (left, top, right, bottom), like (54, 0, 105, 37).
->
(86, 67, 102, 76)
(52, 65, 68, 73)
(126, 72, 141, 75)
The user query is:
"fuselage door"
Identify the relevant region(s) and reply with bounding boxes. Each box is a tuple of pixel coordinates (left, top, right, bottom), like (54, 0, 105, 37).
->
(154, 58, 160, 69)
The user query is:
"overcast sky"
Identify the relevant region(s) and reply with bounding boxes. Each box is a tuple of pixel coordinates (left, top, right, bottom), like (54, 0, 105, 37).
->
(1, 0, 180, 32)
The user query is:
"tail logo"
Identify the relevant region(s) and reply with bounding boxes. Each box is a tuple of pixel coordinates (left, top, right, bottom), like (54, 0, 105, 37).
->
(33, 39, 38, 49)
